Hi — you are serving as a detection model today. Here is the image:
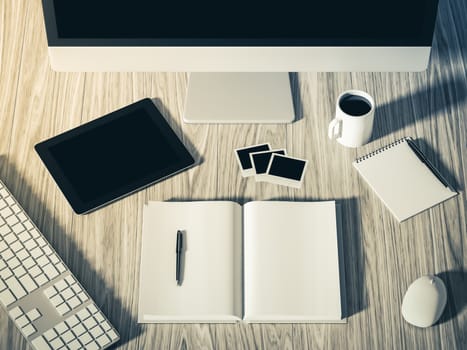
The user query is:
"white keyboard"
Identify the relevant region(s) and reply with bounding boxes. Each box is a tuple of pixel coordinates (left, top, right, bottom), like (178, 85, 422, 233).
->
(0, 180, 119, 350)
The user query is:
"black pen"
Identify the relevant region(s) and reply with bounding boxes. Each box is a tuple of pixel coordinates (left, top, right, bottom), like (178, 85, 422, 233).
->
(176, 230, 183, 285)
(405, 138, 456, 192)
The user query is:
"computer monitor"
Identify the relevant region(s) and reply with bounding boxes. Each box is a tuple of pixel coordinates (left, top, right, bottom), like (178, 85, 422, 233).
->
(41, 0, 440, 123)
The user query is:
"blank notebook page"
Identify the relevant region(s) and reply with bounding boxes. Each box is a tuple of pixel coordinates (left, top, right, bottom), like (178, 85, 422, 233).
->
(138, 201, 243, 322)
(243, 201, 343, 322)
(353, 139, 456, 222)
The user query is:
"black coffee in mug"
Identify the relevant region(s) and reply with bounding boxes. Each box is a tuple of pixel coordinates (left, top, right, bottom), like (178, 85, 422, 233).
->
(339, 95, 372, 116)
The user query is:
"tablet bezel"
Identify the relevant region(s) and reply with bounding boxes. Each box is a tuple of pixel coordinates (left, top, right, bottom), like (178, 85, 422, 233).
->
(35, 98, 195, 214)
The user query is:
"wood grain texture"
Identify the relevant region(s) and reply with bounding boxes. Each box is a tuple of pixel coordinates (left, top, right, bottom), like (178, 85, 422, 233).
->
(0, 0, 465, 349)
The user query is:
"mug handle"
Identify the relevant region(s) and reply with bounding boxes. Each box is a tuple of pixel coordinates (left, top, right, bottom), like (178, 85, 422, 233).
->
(328, 118, 342, 140)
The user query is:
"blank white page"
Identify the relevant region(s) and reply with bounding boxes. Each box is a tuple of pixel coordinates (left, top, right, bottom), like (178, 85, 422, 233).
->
(243, 201, 343, 322)
(138, 201, 242, 322)
(353, 139, 457, 222)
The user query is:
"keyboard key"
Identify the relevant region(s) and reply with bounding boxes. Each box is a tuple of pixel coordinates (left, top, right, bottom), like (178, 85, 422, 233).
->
(22, 257, 35, 269)
(8, 306, 23, 319)
(31, 336, 52, 350)
(56, 263, 66, 273)
(12, 222, 25, 234)
(76, 308, 91, 321)
(10, 241, 23, 252)
(78, 291, 88, 302)
(55, 321, 68, 334)
(3, 233, 16, 244)
(62, 288, 74, 300)
(29, 265, 41, 277)
(50, 294, 64, 306)
(55, 280, 67, 291)
(36, 273, 49, 286)
(31, 247, 42, 258)
(5, 276, 27, 299)
(56, 303, 71, 315)
(22, 323, 36, 337)
(0, 289, 16, 306)
(16, 248, 29, 260)
(0, 207, 13, 217)
(94, 313, 105, 323)
(24, 239, 37, 250)
(87, 304, 98, 314)
(13, 265, 26, 278)
(18, 230, 31, 242)
(16, 315, 29, 327)
(44, 286, 57, 298)
(68, 296, 81, 309)
(26, 308, 41, 321)
(0, 226, 11, 236)
(96, 334, 111, 347)
(87, 341, 100, 350)
(20, 274, 37, 292)
(50, 337, 64, 349)
(2, 248, 14, 260)
(43, 264, 59, 280)
(72, 323, 86, 336)
(84, 316, 97, 329)
(17, 213, 27, 222)
(24, 221, 33, 230)
(0, 279, 6, 291)
(68, 339, 81, 350)
(44, 328, 58, 341)
(30, 228, 40, 238)
(37, 237, 47, 247)
(61, 329, 75, 343)
(11, 204, 21, 213)
(6, 215, 19, 226)
(42, 246, 53, 256)
(90, 325, 104, 338)
(80, 332, 92, 345)
(66, 315, 79, 328)
(37, 255, 49, 267)
(64, 275, 75, 285)
(0, 267, 13, 279)
(49, 255, 59, 264)
(7, 256, 20, 269)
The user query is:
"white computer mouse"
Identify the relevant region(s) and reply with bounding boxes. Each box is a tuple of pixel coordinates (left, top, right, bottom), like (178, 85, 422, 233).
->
(401, 274, 447, 328)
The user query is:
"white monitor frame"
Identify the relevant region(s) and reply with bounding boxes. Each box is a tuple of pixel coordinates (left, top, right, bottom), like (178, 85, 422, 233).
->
(47, 46, 431, 72)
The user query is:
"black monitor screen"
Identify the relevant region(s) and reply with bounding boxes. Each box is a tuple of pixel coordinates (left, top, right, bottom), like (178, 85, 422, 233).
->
(44, 0, 439, 46)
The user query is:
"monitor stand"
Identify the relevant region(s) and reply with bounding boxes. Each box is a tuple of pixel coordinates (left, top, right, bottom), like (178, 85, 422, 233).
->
(183, 73, 295, 123)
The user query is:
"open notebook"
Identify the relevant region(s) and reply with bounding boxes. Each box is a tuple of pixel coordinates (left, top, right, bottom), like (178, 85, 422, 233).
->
(353, 137, 457, 222)
(138, 201, 345, 323)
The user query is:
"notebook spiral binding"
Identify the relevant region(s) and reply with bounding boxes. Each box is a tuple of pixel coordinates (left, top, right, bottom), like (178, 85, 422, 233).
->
(354, 137, 410, 163)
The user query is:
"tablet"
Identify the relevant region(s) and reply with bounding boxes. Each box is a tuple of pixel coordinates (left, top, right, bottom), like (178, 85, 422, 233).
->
(35, 98, 195, 214)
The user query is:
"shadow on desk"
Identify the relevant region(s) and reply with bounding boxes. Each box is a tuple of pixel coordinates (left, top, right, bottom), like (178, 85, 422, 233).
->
(372, 76, 467, 143)
(151, 98, 203, 166)
(437, 269, 467, 325)
(0, 156, 143, 348)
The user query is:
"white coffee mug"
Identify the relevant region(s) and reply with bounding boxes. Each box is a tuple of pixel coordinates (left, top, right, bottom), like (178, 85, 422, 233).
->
(328, 90, 375, 148)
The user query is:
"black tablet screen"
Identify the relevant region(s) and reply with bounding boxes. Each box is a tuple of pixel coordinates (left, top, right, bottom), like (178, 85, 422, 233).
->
(48, 108, 181, 203)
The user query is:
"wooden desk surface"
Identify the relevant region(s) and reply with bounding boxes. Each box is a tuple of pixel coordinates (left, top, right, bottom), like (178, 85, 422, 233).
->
(0, 0, 465, 349)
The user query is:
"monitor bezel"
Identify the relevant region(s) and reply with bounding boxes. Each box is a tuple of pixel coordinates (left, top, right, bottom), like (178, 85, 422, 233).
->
(42, 0, 439, 47)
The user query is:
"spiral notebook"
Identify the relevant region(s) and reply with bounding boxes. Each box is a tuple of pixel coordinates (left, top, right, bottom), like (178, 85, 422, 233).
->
(353, 137, 457, 222)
